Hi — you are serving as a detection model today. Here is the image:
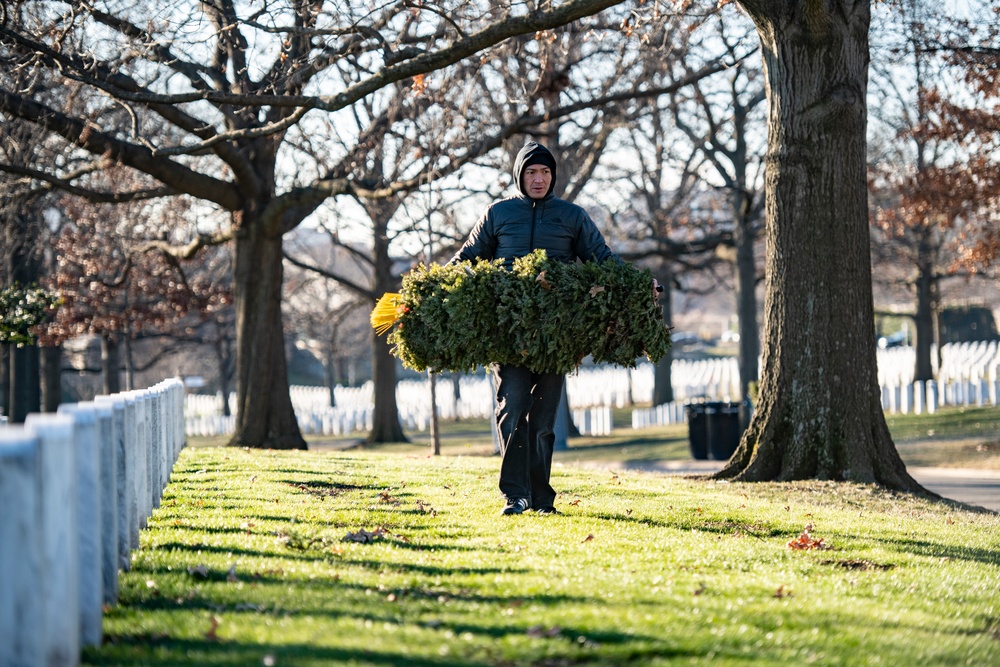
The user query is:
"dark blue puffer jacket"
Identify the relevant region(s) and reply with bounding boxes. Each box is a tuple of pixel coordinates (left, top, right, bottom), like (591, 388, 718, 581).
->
(451, 142, 619, 267)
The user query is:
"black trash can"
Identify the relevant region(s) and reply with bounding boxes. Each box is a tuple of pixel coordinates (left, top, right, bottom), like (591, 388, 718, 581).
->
(706, 402, 741, 461)
(686, 403, 709, 460)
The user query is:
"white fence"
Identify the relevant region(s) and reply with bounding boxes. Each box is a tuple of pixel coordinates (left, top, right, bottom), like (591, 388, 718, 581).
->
(182, 342, 1000, 437)
(633, 341, 1000, 428)
(0, 378, 185, 667)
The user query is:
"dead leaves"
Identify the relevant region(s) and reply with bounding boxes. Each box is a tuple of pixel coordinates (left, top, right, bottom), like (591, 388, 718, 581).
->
(342, 526, 388, 543)
(786, 524, 831, 551)
(342, 525, 410, 544)
(185, 563, 242, 583)
(773, 584, 793, 598)
(527, 625, 562, 638)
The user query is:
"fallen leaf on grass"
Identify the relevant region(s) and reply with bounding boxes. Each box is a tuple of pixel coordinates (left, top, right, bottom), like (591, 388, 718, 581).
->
(773, 585, 792, 598)
(568, 498, 582, 506)
(582, 534, 594, 543)
(205, 616, 220, 641)
(787, 524, 830, 550)
(527, 625, 562, 638)
(343, 526, 389, 543)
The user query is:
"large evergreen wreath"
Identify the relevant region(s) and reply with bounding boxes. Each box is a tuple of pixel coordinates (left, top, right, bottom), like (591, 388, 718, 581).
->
(383, 250, 671, 374)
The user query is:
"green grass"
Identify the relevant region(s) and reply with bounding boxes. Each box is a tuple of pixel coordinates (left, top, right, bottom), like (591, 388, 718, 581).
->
(189, 405, 1000, 470)
(87, 446, 998, 666)
(885, 406, 1000, 469)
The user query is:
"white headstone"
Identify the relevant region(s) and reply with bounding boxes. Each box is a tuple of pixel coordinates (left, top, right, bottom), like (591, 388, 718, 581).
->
(23, 412, 81, 666)
(0, 429, 44, 667)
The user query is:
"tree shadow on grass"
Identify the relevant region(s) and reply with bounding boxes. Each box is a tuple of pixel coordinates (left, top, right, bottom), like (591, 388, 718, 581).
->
(88, 616, 703, 667)
(869, 536, 1000, 566)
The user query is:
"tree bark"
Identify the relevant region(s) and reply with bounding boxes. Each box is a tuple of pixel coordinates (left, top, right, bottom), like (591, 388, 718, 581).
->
(912, 237, 935, 382)
(229, 218, 305, 449)
(101, 334, 121, 395)
(325, 347, 337, 408)
(365, 199, 407, 444)
(651, 265, 675, 406)
(0, 344, 8, 418)
(213, 330, 234, 417)
(367, 328, 406, 443)
(9, 343, 39, 423)
(40, 344, 61, 412)
(735, 209, 760, 401)
(719, 0, 924, 492)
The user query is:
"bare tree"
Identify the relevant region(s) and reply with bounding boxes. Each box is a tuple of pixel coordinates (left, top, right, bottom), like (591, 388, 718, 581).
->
(0, 111, 58, 421)
(665, 11, 766, 405)
(282, 8, 730, 443)
(867, 0, 998, 383)
(601, 7, 762, 405)
(0, 0, 639, 448)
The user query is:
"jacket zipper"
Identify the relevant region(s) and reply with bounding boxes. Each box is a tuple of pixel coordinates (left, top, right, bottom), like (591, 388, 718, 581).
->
(528, 200, 539, 251)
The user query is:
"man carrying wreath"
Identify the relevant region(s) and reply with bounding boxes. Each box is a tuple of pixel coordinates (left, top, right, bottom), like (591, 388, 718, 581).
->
(451, 141, 658, 516)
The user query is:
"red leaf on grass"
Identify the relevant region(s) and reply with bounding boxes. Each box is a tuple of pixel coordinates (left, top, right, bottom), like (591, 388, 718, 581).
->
(787, 524, 830, 550)
(205, 616, 220, 641)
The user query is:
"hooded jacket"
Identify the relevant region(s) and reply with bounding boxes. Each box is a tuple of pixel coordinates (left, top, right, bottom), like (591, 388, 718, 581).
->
(451, 142, 619, 267)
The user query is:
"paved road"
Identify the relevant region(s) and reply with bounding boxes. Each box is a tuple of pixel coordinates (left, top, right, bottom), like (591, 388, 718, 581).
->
(588, 460, 1000, 512)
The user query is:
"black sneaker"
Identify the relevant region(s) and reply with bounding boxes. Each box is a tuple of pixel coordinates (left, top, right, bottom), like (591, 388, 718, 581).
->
(502, 497, 530, 515)
(534, 506, 558, 516)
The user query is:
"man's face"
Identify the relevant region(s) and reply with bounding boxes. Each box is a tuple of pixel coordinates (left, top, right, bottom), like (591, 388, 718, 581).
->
(523, 165, 552, 199)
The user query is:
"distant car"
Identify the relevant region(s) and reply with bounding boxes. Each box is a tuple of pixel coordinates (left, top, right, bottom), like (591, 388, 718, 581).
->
(720, 330, 740, 343)
(878, 332, 907, 349)
(670, 331, 700, 346)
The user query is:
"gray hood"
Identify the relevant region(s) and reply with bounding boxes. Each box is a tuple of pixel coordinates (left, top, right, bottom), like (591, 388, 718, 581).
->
(512, 142, 557, 199)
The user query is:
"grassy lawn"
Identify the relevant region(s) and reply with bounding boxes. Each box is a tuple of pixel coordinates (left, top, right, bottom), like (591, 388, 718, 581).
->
(88, 443, 998, 666)
(189, 405, 1000, 471)
(327, 405, 1000, 470)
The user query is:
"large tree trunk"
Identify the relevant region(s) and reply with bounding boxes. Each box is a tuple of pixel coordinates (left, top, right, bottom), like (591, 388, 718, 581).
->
(101, 335, 121, 395)
(0, 344, 8, 418)
(366, 206, 407, 444)
(912, 239, 935, 382)
(40, 344, 61, 412)
(651, 264, 675, 406)
(9, 343, 39, 423)
(229, 219, 305, 449)
(719, 0, 923, 492)
(735, 210, 760, 402)
(367, 329, 406, 443)
(213, 324, 234, 418)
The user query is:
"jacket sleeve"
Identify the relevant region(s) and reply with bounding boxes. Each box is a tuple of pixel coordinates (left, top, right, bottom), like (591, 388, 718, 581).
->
(574, 209, 622, 264)
(449, 206, 497, 264)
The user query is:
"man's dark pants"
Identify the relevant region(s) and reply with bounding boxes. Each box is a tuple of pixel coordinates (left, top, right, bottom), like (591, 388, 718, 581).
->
(491, 363, 565, 508)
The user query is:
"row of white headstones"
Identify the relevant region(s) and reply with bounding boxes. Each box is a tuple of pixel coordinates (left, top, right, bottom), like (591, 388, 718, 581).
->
(0, 378, 185, 667)
(182, 341, 1000, 437)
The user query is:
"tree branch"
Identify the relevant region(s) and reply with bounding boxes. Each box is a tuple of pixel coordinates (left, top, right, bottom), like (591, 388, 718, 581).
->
(282, 251, 376, 301)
